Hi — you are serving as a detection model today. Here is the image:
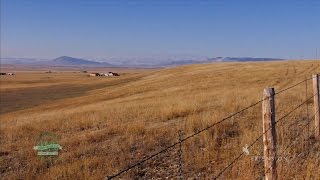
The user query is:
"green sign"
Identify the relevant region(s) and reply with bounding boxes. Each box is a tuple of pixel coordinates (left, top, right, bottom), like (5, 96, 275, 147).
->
(34, 144, 62, 151)
(34, 132, 62, 156)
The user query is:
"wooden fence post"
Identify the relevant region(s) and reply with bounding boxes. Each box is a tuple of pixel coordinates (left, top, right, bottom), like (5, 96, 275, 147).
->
(313, 74, 320, 140)
(262, 88, 277, 180)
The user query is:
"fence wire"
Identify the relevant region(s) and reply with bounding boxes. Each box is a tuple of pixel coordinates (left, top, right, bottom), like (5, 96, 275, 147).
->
(107, 76, 319, 179)
(214, 92, 318, 179)
(261, 110, 318, 179)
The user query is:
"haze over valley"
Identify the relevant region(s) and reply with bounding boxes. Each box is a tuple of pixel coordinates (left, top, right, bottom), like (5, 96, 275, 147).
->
(0, 56, 285, 68)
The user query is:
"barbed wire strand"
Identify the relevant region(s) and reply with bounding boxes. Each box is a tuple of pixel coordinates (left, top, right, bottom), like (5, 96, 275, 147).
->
(282, 122, 319, 179)
(278, 113, 316, 160)
(275, 77, 313, 95)
(275, 93, 317, 124)
(107, 98, 265, 179)
(107, 77, 317, 179)
(261, 109, 318, 179)
(213, 93, 317, 179)
(257, 115, 312, 180)
(278, 108, 319, 159)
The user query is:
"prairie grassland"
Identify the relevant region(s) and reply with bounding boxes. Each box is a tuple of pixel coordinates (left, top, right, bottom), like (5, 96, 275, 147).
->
(0, 61, 320, 179)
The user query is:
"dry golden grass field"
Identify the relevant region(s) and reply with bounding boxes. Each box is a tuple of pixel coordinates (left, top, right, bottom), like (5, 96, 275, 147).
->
(1, 60, 320, 179)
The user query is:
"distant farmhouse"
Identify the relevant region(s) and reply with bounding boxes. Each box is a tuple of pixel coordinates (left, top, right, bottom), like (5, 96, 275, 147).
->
(89, 73, 101, 77)
(107, 72, 120, 76)
(0, 72, 15, 76)
(89, 72, 120, 77)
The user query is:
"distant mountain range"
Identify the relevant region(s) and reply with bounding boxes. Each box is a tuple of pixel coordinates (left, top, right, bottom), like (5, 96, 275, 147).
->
(0, 56, 113, 67)
(0, 56, 285, 67)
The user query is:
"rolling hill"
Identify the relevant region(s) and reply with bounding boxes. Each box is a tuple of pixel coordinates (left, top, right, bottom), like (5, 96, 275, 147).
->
(0, 61, 319, 179)
(52, 56, 101, 65)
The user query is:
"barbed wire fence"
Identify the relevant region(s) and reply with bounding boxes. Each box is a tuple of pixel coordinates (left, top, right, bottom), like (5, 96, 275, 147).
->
(261, 108, 319, 179)
(106, 74, 320, 179)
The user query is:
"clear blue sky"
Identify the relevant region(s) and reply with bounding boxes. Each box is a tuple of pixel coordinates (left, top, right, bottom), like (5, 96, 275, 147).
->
(1, 0, 320, 59)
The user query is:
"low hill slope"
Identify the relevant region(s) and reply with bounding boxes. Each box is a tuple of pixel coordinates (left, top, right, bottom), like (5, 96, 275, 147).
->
(52, 56, 113, 66)
(0, 60, 320, 179)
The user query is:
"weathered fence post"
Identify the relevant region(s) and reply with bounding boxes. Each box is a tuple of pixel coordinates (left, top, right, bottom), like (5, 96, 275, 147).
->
(262, 88, 277, 180)
(313, 74, 320, 140)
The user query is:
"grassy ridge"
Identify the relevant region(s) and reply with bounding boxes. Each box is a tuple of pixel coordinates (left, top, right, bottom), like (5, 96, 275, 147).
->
(1, 60, 320, 179)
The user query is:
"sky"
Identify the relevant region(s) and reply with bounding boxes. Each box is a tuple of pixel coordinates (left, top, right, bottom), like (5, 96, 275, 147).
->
(1, 0, 320, 60)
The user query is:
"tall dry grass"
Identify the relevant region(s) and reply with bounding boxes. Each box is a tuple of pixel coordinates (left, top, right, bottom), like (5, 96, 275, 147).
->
(0, 60, 320, 179)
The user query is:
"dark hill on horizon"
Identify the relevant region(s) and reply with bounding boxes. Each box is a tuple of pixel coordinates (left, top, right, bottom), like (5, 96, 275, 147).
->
(51, 56, 113, 66)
